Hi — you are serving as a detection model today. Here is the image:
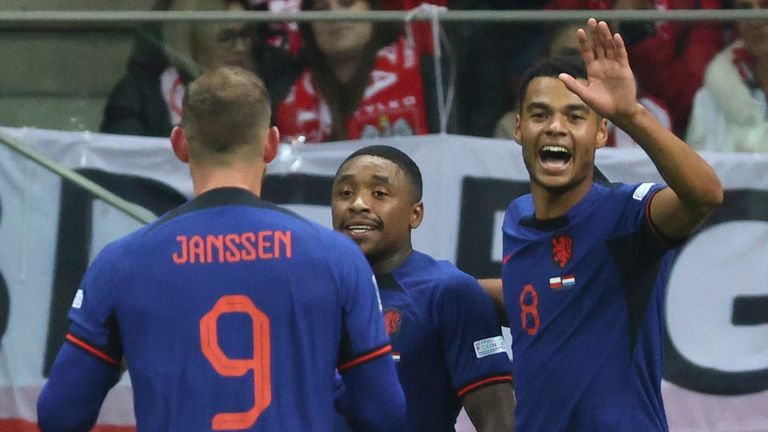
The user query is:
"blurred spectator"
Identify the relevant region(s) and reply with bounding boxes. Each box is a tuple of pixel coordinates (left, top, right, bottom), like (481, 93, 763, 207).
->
(275, 0, 441, 143)
(247, 0, 304, 56)
(494, 22, 672, 149)
(546, 0, 725, 134)
(101, 0, 299, 137)
(449, 0, 549, 137)
(687, 0, 768, 152)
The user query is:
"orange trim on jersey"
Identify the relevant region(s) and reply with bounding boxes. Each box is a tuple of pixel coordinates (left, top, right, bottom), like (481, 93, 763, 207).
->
(66, 334, 120, 367)
(644, 187, 677, 250)
(457, 374, 513, 398)
(338, 345, 392, 372)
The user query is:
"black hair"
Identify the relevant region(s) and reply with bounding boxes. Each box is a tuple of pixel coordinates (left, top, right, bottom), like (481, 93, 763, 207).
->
(298, 0, 401, 141)
(336, 145, 423, 202)
(517, 55, 587, 111)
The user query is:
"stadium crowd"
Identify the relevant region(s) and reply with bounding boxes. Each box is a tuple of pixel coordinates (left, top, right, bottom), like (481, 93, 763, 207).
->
(99, 0, 768, 152)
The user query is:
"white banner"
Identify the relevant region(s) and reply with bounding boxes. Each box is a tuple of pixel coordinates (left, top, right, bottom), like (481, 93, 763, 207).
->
(0, 128, 766, 431)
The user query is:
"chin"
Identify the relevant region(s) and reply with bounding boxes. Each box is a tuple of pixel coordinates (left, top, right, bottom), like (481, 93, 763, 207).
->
(536, 176, 577, 193)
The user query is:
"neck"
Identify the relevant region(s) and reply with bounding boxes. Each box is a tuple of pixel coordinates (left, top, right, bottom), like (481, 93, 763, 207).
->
(329, 57, 362, 85)
(531, 177, 593, 220)
(369, 245, 413, 274)
(190, 161, 266, 197)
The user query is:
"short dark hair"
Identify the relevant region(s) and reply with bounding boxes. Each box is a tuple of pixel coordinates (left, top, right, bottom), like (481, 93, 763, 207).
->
(182, 66, 271, 158)
(517, 55, 587, 111)
(336, 145, 423, 202)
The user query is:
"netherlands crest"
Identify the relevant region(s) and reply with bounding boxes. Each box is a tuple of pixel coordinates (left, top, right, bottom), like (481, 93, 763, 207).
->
(383, 307, 402, 338)
(551, 234, 573, 268)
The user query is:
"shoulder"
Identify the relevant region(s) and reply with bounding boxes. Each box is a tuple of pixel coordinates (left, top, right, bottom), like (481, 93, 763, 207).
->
(85, 226, 148, 283)
(411, 253, 485, 301)
(502, 193, 534, 230)
(589, 182, 664, 214)
(507, 193, 534, 217)
(609, 182, 664, 202)
(375, 37, 418, 68)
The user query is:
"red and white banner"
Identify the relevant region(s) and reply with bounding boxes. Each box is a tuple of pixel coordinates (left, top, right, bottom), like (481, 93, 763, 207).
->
(0, 128, 766, 431)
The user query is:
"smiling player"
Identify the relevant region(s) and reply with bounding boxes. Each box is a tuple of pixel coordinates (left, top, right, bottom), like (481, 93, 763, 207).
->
(331, 145, 516, 432)
(488, 19, 723, 431)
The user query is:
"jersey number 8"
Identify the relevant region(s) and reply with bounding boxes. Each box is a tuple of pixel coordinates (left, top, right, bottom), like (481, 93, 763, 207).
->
(200, 295, 271, 430)
(519, 284, 540, 335)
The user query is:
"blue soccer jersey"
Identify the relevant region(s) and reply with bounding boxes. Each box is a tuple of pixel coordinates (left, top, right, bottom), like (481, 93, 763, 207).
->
(376, 251, 513, 431)
(66, 187, 392, 431)
(502, 182, 672, 432)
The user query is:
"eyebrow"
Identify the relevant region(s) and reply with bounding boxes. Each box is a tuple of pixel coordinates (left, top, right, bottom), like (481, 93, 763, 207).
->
(335, 174, 393, 185)
(371, 174, 392, 184)
(525, 102, 590, 112)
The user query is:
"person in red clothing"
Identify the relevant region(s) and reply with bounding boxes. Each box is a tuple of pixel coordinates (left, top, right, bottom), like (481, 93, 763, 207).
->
(276, 0, 439, 143)
(546, 0, 725, 134)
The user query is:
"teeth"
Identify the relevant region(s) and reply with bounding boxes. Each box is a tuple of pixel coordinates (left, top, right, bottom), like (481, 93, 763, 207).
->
(348, 225, 374, 233)
(542, 145, 570, 154)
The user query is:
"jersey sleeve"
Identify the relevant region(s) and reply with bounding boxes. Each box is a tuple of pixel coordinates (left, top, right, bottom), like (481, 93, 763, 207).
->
(335, 237, 393, 372)
(65, 241, 125, 367)
(612, 182, 676, 258)
(436, 269, 513, 399)
(38, 342, 121, 431)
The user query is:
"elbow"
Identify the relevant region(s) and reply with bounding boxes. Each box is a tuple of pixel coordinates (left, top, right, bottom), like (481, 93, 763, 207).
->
(699, 178, 724, 216)
(372, 392, 407, 432)
(353, 388, 406, 432)
(37, 387, 98, 432)
(36, 392, 63, 432)
(686, 172, 724, 218)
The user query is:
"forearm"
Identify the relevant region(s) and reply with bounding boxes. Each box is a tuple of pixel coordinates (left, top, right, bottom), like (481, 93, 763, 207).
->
(339, 355, 406, 432)
(463, 382, 516, 432)
(38, 343, 120, 431)
(613, 104, 723, 213)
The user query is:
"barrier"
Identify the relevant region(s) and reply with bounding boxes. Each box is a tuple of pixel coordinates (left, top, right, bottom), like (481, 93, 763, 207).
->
(0, 128, 766, 430)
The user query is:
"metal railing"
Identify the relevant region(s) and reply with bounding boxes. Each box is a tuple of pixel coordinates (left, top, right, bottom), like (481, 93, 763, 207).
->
(0, 8, 764, 222)
(0, 9, 767, 25)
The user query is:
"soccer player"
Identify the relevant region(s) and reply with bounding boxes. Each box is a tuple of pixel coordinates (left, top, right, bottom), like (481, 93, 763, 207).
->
(37, 67, 405, 432)
(488, 19, 723, 431)
(331, 145, 516, 432)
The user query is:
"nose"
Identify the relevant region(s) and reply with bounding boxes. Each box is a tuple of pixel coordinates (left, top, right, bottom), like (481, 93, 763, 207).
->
(546, 113, 567, 136)
(350, 193, 371, 212)
(229, 35, 249, 53)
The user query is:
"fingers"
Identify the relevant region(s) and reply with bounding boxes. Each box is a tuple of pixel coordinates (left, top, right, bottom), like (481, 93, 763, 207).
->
(613, 32, 629, 67)
(579, 18, 625, 62)
(599, 21, 616, 60)
(576, 27, 594, 64)
(589, 18, 605, 60)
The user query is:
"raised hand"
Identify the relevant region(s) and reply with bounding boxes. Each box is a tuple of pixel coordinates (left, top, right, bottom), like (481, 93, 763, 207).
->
(559, 18, 640, 123)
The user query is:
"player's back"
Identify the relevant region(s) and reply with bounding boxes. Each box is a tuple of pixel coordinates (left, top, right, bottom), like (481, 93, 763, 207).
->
(107, 188, 372, 431)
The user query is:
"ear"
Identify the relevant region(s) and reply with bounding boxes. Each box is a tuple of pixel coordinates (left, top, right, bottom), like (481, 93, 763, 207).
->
(263, 126, 280, 163)
(513, 112, 523, 145)
(410, 201, 424, 229)
(596, 118, 609, 149)
(171, 126, 189, 163)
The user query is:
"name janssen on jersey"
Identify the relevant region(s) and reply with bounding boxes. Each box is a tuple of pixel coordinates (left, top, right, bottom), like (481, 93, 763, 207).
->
(172, 231, 292, 265)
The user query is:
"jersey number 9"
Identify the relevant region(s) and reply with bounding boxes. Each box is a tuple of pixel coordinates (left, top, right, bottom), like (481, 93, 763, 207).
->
(200, 295, 271, 430)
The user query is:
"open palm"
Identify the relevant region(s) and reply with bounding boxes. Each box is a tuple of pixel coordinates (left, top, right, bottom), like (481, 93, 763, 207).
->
(560, 19, 639, 121)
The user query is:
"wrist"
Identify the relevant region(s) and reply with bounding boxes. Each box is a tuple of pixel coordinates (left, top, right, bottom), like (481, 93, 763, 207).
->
(612, 102, 647, 131)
